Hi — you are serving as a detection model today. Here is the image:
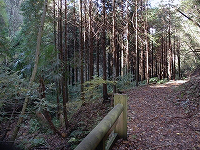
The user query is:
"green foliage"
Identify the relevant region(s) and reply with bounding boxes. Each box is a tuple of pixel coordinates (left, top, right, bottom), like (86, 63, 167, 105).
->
(29, 137, 46, 148)
(83, 76, 116, 101)
(0, 0, 9, 53)
(116, 73, 135, 90)
(157, 78, 168, 84)
(29, 117, 52, 134)
(52, 117, 61, 128)
(18, 136, 46, 149)
(0, 66, 39, 122)
(149, 77, 169, 84)
(12, 0, 56, 79)
(69, 130, 90, 149)
(69, 84, 81, 101)
(0, 66, 25, 99)
(28, 118, 41, 134)
(149, 77, 159, 83)
(0, 67, 28, 100)
(34, 98, 57, 113)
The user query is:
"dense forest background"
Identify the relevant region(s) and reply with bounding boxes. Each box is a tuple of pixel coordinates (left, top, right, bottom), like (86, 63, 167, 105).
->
(0, 0, 200, 149)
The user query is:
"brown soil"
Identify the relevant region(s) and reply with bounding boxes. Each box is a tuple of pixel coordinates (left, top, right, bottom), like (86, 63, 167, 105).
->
(112, 80, 200, 150)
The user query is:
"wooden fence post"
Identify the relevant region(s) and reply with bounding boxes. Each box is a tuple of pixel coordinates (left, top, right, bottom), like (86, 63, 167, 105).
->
(114, 94, 127, 140)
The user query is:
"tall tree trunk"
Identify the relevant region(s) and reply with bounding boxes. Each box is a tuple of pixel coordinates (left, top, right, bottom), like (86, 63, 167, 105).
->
(145, 0, 149, 84)
(168, 18, 172, 80)
(62, 0, 69, 129)
(135, 0, 139, 86)
(161, 34, 164, 79)
(112, 0, 117, 93)
(177, 36, 181, 79)
(53, 0, 60, 119)
(102, 0, 108, 101)
(11, 0, 48, 141)
(96, 37, 100, 76)
(116, 42, 120, 77)
(72, 2, 76, 85)
(79, 0, 84, 101)
(84, 1, 88, 82)
(151, 41, 154, 78)
(173, 33, 176, 80)
(164, 34, 168, 78)
(89, 0, 94, 80)
(108, 50, 112, 79)
(126, 17, 129, 75)
(141, 45, 144, 81)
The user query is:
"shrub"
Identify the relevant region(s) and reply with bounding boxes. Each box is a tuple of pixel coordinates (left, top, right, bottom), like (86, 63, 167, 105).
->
(149, 77, 159, 83)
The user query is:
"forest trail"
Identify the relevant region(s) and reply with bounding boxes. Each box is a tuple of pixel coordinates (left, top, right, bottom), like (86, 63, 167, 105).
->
(112, 80, 200, 150)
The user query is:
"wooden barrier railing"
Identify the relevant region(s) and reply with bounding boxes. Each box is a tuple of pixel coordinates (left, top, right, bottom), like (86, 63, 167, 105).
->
(75, 94, 127, 150)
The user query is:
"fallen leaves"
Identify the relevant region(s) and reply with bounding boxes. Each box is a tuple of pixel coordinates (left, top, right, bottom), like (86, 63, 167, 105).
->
(112, 80, 200, 150)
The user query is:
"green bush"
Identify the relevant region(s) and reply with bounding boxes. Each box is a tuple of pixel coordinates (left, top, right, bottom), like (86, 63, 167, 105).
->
(28, 137, 46, 149)
(149, 77, 159, 83)
(157, 78, 168, 84)
(83, 76, 115, 101)
(28, 119, 41, 134)
(116, 73, 135, 90)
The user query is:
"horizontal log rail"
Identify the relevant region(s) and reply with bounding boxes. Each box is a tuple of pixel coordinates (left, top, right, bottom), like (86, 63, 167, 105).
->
(75, 94, 127, 150)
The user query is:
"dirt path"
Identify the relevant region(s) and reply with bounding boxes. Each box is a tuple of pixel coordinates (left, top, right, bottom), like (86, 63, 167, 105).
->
(112, 80, 200, 150)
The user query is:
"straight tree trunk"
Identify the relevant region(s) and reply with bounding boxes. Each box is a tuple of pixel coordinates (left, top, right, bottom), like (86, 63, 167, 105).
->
(112, 0, 117, 93)
(165, 33, 168, 78)
(79, 0, 84, 101)
(161, 34, 164, 79)
(11, 0, 48, 141)
(108, 50, 112, 79)
(72, 2, 76, 85)
(168, 18, 172, 80)
(135, 0, 139, 86)
(102, 0, 108, 101)
(173, 34, 176, 80)
(89, 0, 94, 80)
(145, 1, 149, 84)
(96, 37, 100, 76)
(53, 0, 60, 119)
(177, 36, 181, 79)
(151, 41, 154, 78)
(84, 1, 88, 82)
(125, 17, 129, 75)
(62, 0, 69, 129)
(141, 45, 144, 81)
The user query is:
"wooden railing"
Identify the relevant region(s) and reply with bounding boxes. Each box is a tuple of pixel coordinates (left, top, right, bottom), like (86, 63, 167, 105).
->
(75, 94, 127, 150)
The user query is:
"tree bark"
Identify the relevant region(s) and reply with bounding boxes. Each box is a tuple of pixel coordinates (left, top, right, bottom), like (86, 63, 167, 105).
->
(135, 0, 139, 86)
(112, 0, 117, 93)
(11, 0, 48, 141)
(145, 2, 149, 84)
(102, 0, 108, 101)
(62, 0, 69, 129)
(96, 37, 100, 76)
(177, 36, 181, 79)
(79, 0, 84, 101)
(168, 17, 172, 80)
(151, 41, 154, 78)
(173, 33, 176, 80)
(89, 0, 94, 80)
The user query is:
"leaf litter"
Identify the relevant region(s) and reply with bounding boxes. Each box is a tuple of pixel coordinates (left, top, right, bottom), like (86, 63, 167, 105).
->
(112, 79, 200, 150)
